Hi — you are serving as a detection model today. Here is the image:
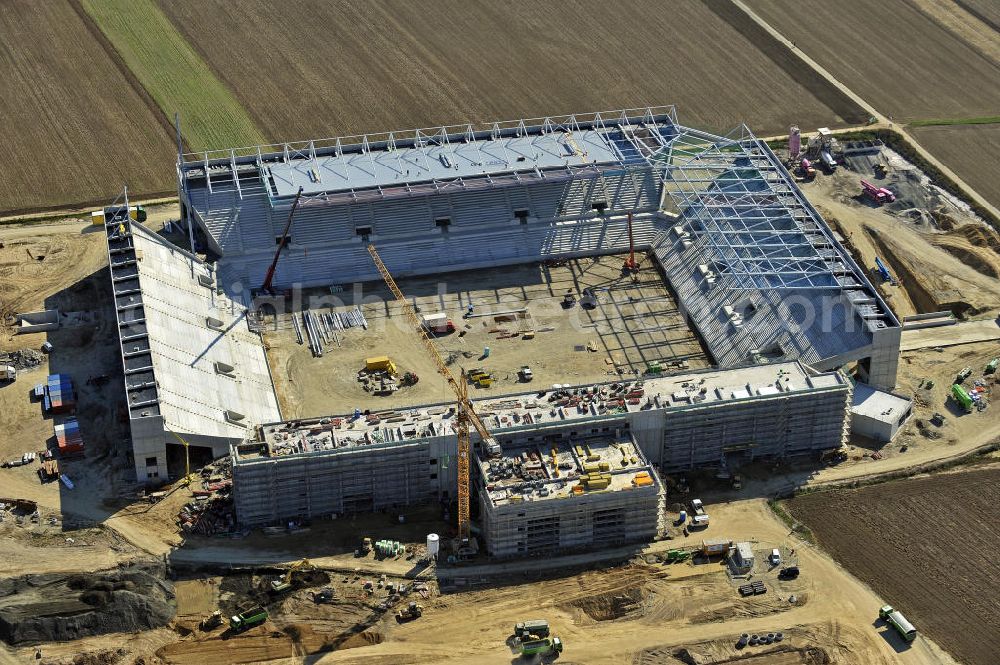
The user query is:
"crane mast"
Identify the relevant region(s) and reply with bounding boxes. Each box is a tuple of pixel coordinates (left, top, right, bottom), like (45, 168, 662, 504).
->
(368, 244, 494, 543)
(261, 186, 304, 294)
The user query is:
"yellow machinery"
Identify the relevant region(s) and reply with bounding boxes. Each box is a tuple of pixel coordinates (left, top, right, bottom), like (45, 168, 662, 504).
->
(365, 356, 398, 374)
(165, 427, 194, 487)
(369, 244, 496, 544)
(271, 558, 314, 592)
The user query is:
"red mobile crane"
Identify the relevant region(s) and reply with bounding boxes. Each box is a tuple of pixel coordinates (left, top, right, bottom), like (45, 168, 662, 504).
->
(261, 186, 304, 294)
(622, 212, 638, 276)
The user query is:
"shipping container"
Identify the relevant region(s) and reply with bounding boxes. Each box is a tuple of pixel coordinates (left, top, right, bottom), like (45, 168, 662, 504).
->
(701, 538, 732, 555)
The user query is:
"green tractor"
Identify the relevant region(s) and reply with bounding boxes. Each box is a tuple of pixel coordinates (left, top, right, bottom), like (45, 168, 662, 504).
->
(665, 549, 692, 564)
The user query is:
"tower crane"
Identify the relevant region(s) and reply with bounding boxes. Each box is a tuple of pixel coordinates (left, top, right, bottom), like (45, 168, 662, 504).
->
(368, 244, 496, 545)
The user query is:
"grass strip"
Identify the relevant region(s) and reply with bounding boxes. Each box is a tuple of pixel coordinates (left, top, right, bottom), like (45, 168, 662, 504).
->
(767, 499, 815, 544)
(81, 0, 267, 151)
(908, 116, 1000, 128)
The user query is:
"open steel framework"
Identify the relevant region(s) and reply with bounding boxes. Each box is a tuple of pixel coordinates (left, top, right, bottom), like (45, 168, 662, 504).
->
(178, 107, 852, 292)
(658, 125, 846, 291)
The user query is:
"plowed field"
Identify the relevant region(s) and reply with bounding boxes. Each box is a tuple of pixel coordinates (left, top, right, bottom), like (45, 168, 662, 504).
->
(0, 0, 176, 213)
(786, 467, 1000, 665)
(910, 123, 1000, 209)
(158, 0, 864, 141)
(747, 0, 1000, 122)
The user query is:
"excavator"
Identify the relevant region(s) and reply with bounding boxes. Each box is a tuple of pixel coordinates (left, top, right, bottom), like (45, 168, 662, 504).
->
(270, 558, 315, 593)
(369, 244, 497, 553)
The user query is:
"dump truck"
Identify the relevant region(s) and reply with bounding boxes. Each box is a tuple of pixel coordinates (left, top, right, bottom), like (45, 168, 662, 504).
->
(820, 149, 837, 172)
(421, 312, 455, 334)
(879, 605, 916, 642)
(230, 607, 268, 632)
(521, 637, 563, 657)
(514, 619, 550, 639)
(951, 384, 974, 413)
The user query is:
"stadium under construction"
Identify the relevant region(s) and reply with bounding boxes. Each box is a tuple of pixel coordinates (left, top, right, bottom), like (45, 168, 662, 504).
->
(107, 106, 901, 557)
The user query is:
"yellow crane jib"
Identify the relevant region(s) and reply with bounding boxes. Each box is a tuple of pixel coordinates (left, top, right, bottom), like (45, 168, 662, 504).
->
(563, 131, 588, 164)
(165, 426, 194, 487)
(367, 244, 496, 544)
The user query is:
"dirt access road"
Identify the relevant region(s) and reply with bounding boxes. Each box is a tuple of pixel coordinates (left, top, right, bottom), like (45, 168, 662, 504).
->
(788, 464, 1000, 665)
(303, 499, 957, 665)
(901, 318, 1000, 351)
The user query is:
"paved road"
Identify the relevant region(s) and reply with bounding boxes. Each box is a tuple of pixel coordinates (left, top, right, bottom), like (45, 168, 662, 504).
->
(731, 0, 1000, 220)
(900, 318, 1000, 351)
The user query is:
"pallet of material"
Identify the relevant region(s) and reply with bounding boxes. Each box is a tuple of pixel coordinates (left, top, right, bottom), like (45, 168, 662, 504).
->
(38, 459, 59, 483)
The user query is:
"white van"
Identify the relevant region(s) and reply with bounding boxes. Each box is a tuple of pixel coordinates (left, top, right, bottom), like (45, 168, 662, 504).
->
(769, 548, 782, 566)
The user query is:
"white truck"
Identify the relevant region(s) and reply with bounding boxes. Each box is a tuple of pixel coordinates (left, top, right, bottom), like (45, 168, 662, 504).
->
(421, 312, 455, 334)
(1, 365, 15, 382)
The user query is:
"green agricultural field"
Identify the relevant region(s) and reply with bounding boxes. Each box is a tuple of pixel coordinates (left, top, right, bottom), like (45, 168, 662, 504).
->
(81, 0, 267, 152)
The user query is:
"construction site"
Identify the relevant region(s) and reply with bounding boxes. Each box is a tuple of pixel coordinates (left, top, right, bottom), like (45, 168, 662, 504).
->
(103, 107, 886, 556)
(2, 104, 1000, 665)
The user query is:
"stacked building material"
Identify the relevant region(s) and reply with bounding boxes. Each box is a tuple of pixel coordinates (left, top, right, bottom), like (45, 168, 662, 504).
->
(44, 374, 76, 414)
(178, 467, 237, 535)
(54, 418, 84, 456)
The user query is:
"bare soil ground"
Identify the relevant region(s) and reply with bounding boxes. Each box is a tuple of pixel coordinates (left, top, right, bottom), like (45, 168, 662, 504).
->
(797, 149, 1000, 319)
(747, 0, 1000, 122)
(158, 0, 862, 142)
(1, 494, 964, 664)
(786, 465, 1000, 665)
(264, 253, 710, 418)
(910, 123, 1000, 210)
(0, 1, 176, 213)
(293, 499, 957, 664)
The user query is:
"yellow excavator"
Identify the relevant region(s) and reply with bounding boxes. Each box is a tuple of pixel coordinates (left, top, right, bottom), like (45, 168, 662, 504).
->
(270, 558, 314, 593)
